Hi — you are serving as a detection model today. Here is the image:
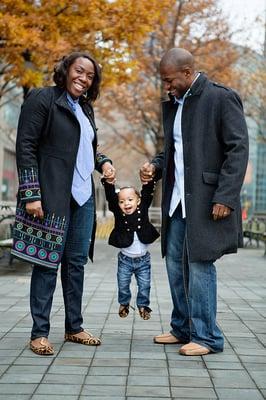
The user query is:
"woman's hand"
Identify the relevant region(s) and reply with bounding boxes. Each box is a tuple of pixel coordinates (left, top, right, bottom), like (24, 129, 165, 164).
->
(26, 201, 44, 219)
(102, 162, 116, 184)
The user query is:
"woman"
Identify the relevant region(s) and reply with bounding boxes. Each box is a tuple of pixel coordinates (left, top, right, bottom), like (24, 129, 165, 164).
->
(12, 52, 116, 355)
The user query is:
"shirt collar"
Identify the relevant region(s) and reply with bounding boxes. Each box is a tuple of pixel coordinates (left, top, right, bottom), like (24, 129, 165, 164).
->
(174, 72, 201, 104)
(67, 92, 79, 111)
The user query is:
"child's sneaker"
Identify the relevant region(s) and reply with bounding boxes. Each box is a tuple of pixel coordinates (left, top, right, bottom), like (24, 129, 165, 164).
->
(118, 304, 129, 318)
(138, 306, 152, 320)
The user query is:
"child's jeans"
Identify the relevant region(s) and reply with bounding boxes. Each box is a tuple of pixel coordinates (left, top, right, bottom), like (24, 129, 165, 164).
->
(117, 251, 151, 307)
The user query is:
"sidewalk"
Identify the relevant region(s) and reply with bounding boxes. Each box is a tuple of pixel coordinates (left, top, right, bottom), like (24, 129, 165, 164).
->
(0, 239, 265, 400)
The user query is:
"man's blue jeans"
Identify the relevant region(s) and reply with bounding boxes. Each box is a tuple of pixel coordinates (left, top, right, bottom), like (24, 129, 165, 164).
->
(165, 206, 224, 353)
(30, 196, 94, 340)
(117, 251, 151, 308)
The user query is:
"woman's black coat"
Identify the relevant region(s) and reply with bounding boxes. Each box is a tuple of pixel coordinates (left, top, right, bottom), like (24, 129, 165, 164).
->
(152, 73, 249, 262)
(13, 86, 111, 265)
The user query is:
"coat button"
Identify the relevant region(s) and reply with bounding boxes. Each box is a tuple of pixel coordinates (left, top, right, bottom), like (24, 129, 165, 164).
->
(138, 218, 141, 221)
(125, 221, 128, 224)
(137, 225, 141, 229)
(127, 228, 130, 231)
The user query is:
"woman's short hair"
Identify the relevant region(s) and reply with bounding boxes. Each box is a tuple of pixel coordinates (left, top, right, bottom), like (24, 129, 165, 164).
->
(53, 51, 101, 101)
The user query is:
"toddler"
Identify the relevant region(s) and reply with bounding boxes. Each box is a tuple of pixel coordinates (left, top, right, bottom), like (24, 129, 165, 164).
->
(102, 178, 160, 320)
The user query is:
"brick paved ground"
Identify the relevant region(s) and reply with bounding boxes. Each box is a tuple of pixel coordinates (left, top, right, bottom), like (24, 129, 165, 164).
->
(0, 239, 265, 400)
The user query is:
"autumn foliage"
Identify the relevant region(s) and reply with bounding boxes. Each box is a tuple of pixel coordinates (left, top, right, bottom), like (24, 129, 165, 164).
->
(0, 0, 264, 158)
(0, 0, 171, 98)
(99, 0, 241, 158)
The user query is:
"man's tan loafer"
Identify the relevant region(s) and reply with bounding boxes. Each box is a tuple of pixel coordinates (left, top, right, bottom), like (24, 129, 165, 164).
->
(179, 342, 210, 356)
(153, 332, 181, 344)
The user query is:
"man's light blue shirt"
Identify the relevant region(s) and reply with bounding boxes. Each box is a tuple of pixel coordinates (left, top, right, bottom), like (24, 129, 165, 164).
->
(169, 73, 200, 218)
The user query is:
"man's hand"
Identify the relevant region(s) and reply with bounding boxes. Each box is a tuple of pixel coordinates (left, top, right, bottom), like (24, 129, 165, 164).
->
(212, 203, 231, 220)
(140, 162, 155, 184)
(102, 162, 116, 184)
(26, 200, 44, 219)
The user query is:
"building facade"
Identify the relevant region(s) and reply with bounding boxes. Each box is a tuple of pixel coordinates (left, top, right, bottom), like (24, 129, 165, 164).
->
(0, 89, 21, 202)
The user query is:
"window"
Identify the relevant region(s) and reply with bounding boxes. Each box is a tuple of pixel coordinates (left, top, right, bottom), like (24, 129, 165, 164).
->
(2, 149, 17, 201)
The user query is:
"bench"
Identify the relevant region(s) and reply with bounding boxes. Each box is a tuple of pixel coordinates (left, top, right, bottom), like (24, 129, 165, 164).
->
(243, 218, 266, 256)
(149, 207, 161, 233)
(0, 201, 16, 265)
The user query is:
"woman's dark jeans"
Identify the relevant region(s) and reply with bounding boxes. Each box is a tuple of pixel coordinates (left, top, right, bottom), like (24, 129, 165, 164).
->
(30, 196, 94, 340)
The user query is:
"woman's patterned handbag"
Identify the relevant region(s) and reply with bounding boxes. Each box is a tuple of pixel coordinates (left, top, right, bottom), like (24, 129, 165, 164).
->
(11, 204, 66, 269)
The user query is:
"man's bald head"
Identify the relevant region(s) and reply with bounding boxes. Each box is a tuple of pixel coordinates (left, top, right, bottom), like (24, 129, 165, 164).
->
(160, 48, 195, 71)
(159, 48, 196, 98)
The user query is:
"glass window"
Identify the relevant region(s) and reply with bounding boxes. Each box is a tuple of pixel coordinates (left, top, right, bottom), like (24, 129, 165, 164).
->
(2, 149, 17, 201)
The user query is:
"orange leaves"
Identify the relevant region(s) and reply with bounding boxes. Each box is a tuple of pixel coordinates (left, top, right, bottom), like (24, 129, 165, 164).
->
(0, 0, 172, 95)
(99, 0, 249, 159)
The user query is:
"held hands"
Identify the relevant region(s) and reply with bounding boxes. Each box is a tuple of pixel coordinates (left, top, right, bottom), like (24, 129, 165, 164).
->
(102, 162, 116, 184)
(26, 200, 44, 219)
(212, 203, 231, 220)
(140, 162, 155, 184)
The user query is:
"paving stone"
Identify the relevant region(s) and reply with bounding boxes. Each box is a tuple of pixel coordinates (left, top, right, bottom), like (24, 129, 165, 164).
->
(0, 373, 43, 383)
(81, 385, 125, 396)
(32, 396, 78, 400)
(168, 360, 205, 369)
(80, 397, 125, 400)
(35, 383, 81, 395)
(131, 351, 166, 360)
(13, 357, 54, 366)
(0, 356, 17, 365)
(127, 398, 171, 400)
(171, 387, 217, 398)
(0, 243, 265, 400)
(0, 396, 30, 400)
(129, 367, 169, 376)
(248, 370, 266, 388)
(93, 351, 130, 359)
(239, 355, 266, 364)
(0, 383, 38, 394)
(215, 388, 264, 399)
(42, 373, 85, 384)
(88, 366, 128, 375)
(53, 358, 92, 366)
(48, 365, 88, 375)
(0, 365, 9, 375)
(128, 375, 169, 386)
(204, 362, 244, 370)
(234, 348, 266, 356)
(126, 385, 170, 397)
(130, 359, 168, 368)
(202, 354, 239, 362)
(170, 376, 213, 387)
(169, 368, 209, 377)
(56, 350, 95, 358)
(244, 363, 266, 371)
(85, 375, 126, 385)
(210, 369, 256, 388)
(6, 365, 48, 374)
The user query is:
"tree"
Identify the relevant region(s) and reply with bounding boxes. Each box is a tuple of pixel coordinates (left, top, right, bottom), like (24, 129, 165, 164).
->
(235, 48, 266, 144)
(99, 0, 243, 160)
(0, 0, 171, 103)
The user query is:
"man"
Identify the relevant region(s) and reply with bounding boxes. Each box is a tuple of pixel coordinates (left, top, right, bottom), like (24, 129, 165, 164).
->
(140, 48, 249, 356)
